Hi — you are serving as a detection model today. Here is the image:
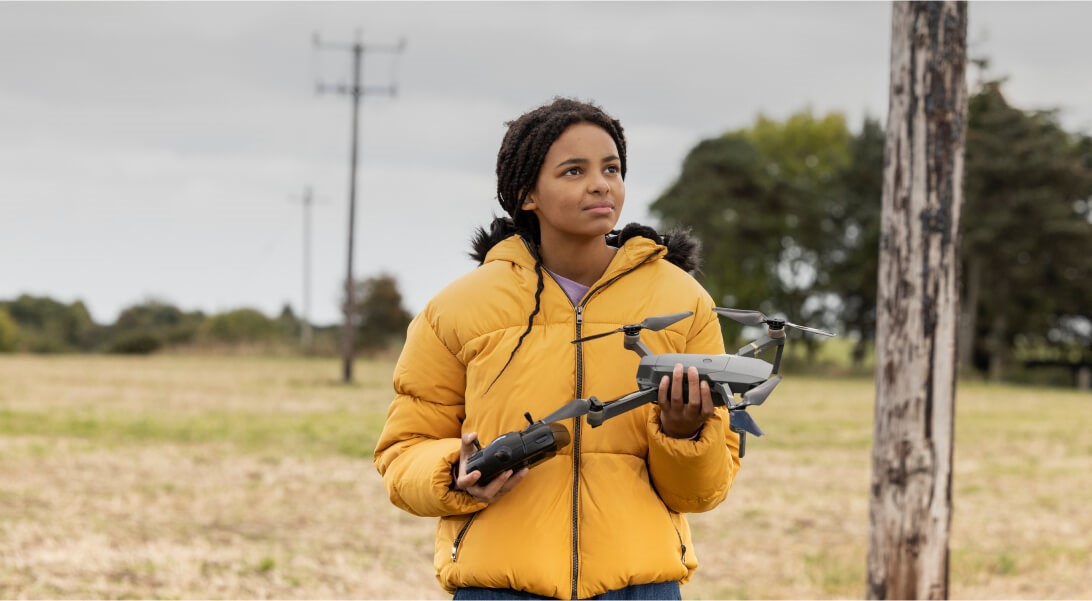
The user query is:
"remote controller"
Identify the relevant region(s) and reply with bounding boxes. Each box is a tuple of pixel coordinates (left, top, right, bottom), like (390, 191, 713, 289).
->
(465, 419, 571, 486)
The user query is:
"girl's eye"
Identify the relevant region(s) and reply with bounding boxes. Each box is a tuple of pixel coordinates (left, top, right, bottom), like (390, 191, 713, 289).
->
(564, 167, 582, 176)
(605, 165, 620, 175)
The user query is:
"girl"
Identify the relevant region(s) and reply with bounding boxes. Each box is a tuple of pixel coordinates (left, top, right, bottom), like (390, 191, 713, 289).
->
(374, 98, 741, 600)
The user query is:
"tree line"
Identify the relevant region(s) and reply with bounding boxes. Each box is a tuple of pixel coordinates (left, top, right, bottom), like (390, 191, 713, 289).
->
(0, 274, 412, 356)
(652, 79, 1092, 386)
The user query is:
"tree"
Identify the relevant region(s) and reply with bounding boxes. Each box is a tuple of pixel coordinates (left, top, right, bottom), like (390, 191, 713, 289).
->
(0, 294, 100, 352)
(960, 81, 1092, 380)
(351, 273, 413, 352)
(275, 303, 302, 340)
(651, 110, 852, 349)
(867, 3, 966, 599)
(110, 299, 204, 350)
(825, 118, 885, 367)
(198, 308, 278, 344)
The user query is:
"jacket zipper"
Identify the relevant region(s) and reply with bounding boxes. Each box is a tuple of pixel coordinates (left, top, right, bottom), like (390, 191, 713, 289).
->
(571, 304, 583, 600)
(672, 522, 687, 565)
(450, 512, 478, 562)
(567, 250, 660, 599)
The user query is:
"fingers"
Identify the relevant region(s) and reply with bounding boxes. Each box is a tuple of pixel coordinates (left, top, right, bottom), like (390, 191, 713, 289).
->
(454, 430, 529, 503)
(684, 366, 702, 417)
(455, 468, 482, 491)
(658, 363, 715, 439)
(457, 432, 477, 476)
(700, 379, 715, 419)
(671, 363, 685, 405)
(472, 469, 513, 499)
(460, 430, 478, 458)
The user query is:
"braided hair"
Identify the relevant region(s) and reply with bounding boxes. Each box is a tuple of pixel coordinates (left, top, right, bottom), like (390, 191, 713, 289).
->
(470, 98, 628, 391)
(469, 97, 681, 393)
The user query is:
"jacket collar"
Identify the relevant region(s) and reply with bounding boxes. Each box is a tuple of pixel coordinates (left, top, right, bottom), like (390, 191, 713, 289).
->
(483, 235, 666, 286)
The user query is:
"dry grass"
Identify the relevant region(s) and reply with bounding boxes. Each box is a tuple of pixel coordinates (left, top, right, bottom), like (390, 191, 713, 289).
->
(0, 355, 1089, 599)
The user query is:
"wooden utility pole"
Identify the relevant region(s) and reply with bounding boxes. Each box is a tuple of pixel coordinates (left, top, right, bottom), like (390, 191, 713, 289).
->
(867, 2, 967, 599)
(314, 30, 404, 383)
(291, 186, 315, 350)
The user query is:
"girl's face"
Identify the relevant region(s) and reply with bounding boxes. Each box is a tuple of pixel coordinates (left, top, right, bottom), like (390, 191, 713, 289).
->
(523, 122, 625, 244)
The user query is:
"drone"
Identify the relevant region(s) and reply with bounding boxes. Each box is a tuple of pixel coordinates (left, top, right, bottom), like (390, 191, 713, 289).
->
(464, 308, 834, 485)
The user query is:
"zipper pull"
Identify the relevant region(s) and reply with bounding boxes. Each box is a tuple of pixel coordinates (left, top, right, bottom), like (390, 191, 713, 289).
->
(451, 546, 458, 562)
(576, 305, 584, 326)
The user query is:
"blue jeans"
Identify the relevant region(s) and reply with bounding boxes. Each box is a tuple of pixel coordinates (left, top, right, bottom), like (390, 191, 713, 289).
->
(453, 581, 681, 600)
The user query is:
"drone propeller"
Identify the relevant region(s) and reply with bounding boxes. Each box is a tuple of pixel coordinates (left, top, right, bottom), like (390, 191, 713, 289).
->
(571, 311, 693, 344)
(729, 410, 764, 438)
(739, 375, 781, 408)
(714, 307, 835, 337)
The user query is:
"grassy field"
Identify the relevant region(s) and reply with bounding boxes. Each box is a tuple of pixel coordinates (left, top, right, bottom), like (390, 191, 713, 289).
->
(0, 355, 1089, 599)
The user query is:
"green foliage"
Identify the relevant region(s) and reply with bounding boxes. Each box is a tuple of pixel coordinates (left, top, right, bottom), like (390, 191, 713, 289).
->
(107, 333, 163, 355)
(654, 82, 1092, 384)
(275, 304, 302, 339)
(962, 81, 1092, 377)
(0, 308, 19, 352)
(823, 117, 885, 365)
(0, 295, 101, 352)
(652, 109, 854, 347)
(108, 299, 204, 352)
(351, 273, 413, 352)
(199, 308, 278, 343)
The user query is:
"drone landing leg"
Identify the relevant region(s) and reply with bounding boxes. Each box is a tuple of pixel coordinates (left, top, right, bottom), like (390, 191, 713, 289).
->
(772, 343, 785, 375)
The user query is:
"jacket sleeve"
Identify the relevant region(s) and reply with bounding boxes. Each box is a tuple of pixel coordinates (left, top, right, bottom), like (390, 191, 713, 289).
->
(373, 309, 488, 518)
(646, 292, 742, 513)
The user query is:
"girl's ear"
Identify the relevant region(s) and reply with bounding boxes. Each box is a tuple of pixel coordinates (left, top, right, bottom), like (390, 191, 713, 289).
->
(522, 193, 537, 211)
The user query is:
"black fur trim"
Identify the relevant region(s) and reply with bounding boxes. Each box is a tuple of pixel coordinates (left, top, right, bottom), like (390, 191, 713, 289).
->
(610, 222, 703, 274)
(469, 216, 520, 264)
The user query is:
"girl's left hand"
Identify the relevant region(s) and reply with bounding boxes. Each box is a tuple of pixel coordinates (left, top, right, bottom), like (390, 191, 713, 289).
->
(658, 363, 715, 438)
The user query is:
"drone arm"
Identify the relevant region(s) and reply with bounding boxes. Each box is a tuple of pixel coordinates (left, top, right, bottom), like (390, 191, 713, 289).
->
(586, 387, 659, 427)
(737, 334, 775, 357)
(737, 330, 786, 358)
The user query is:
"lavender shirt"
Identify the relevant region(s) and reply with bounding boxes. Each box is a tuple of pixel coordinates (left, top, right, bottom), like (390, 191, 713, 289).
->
(546, 269, 590, 306)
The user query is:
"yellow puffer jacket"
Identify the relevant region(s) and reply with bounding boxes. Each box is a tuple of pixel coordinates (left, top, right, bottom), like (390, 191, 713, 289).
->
(374, 233, 741, 599)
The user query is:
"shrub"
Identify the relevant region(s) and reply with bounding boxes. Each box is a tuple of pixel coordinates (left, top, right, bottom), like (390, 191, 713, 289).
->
(0, 308, 19, 352)
(107, 333, 162, 355)
(199, 308, 278, 343)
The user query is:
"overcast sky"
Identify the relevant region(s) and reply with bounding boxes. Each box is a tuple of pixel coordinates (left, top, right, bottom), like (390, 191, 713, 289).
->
(2, 1, 1090, 325)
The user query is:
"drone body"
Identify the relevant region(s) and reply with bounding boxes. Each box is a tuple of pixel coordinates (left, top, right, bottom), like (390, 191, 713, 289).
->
(635, 352, 773, 403)
(461, 308, 833, 485)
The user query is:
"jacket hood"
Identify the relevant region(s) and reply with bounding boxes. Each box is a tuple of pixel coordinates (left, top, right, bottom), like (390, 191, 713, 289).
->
(468, 217, 702, 274)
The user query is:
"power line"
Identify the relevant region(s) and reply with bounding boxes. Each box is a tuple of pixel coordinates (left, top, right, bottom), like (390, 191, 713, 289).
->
(313, 30, 405, 383)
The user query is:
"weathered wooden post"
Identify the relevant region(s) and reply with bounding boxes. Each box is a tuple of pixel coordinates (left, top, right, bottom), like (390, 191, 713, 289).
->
(867, 2, 968, 599)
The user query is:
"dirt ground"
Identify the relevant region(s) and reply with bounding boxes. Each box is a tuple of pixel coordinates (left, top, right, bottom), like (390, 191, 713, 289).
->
(1, 355, 1089, 599)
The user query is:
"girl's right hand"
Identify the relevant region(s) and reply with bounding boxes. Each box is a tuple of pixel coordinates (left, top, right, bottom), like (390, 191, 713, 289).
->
(453, 432, 529, 503)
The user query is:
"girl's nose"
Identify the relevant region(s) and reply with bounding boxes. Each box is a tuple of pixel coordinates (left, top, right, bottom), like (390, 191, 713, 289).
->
(588, 174, 610, 194)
